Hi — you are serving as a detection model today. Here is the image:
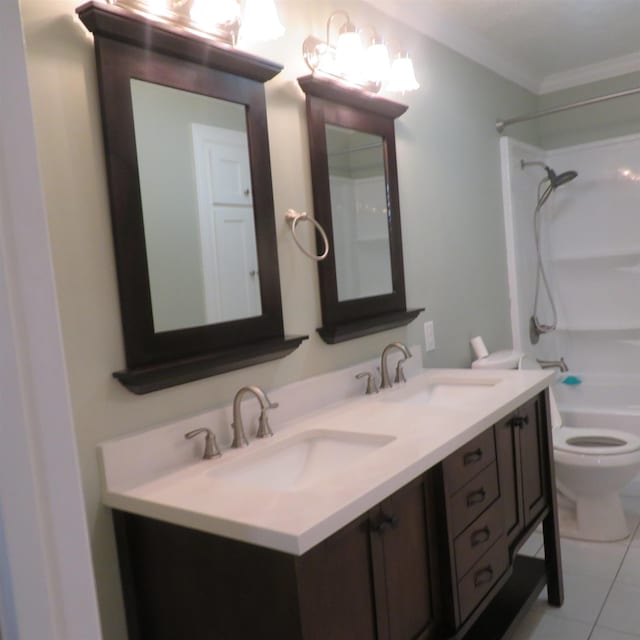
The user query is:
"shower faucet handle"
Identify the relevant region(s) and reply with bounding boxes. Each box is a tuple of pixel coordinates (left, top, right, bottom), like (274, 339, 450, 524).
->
(537, 357, 569, 372)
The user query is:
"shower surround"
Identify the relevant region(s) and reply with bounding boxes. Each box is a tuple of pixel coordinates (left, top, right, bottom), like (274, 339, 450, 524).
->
(500, 134, 640, 470)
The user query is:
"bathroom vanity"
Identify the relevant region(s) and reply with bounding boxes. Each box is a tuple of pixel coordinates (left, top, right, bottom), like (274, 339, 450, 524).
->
(100, 368, 562, 640)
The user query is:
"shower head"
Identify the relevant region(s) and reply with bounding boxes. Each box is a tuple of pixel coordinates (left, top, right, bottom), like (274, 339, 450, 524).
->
(545, 167, 578, 189)
(521, 159, 578, 189)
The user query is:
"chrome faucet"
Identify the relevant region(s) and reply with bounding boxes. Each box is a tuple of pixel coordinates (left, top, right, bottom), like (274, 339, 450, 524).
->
(537, 357, 569, 372)
(380, 342, 412, 389)
(231, 386, 279, 448)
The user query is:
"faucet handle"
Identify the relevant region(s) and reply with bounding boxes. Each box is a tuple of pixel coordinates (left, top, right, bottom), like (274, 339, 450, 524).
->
(356, 371, 379, 395)
(394, 358, 408, 384)
(256, 402, 278, 439)
(185, 428, 222, 460)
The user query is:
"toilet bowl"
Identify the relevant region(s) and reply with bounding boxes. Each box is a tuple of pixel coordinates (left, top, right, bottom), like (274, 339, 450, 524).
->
(472, 350, 640, 541)
(553, 425, 640, 541)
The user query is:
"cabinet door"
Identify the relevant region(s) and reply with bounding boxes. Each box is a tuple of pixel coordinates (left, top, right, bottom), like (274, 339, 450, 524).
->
(373, 476, 440, 640)
(494, 412, 525, 546)
(297, 511, 378, 640)
(520, 396, 548, 526)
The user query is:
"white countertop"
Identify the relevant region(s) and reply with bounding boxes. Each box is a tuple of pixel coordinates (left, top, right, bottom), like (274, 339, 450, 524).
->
(99, 367, 553, 555)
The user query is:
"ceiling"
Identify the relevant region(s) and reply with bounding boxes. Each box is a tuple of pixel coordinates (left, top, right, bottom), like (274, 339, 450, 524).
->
(362, 0, 640, 94)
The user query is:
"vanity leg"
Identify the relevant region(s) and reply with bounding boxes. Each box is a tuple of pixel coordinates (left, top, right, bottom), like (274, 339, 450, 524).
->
(541, 389, 563, 607)
(543, 511, 563, 606)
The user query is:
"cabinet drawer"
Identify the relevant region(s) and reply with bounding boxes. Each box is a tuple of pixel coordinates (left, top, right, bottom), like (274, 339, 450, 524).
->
(443, 428, 496, 495)
(457, 537, 509, 623)
(454, 498, 505, 580)
(449, 462, 499, 537)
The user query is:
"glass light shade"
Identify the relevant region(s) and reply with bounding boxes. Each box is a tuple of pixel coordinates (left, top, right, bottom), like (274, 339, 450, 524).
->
(190, 0, 240, 29)
(145, 0, 168, 12)
(365, 42, 390, 83)
(240, 0, 285, 42)
(335, 30, 363, 78)
(387, 55, 420, 93)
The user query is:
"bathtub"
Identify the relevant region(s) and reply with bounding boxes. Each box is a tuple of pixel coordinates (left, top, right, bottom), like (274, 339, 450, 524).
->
(554, 373, 640, 432)
(553, 373, 640, 495)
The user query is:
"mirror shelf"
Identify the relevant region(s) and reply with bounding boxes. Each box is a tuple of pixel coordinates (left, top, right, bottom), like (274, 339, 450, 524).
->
(297, 75, 409, 119)
(76, 1, 282, 82)
(113, 335, 308, 395)
(299, 75, 423, 344)
(317, 309, 424, 344)
(79, 1, 307, 393)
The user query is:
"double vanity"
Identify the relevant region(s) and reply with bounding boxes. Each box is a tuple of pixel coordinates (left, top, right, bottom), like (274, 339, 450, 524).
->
(100, 361, 563, 639)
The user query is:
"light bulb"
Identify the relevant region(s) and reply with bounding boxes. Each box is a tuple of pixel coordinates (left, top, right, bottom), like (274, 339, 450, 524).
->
(387, 54, 420, 93)
(335, 30, 363, 79)
(240, 0, 285, 43)
(144, 0, 168, 13)
(190, 0, 240, 30)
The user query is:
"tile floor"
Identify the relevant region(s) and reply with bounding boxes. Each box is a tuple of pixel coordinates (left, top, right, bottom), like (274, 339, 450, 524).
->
(511, 492, 640, 640)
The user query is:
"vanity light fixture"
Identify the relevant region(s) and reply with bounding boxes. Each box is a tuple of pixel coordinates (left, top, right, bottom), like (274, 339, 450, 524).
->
(239, 0, 285, 43)
(302, 10, 419, 94)
(106, 0, 284, 45)
(387, 51, 420, 93)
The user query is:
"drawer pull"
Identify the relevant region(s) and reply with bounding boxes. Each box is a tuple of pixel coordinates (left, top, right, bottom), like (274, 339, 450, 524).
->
(509, 415, 529, 429)
(463, 449, 483, 466)
(370, 514, 399, 535)
(473, 566, 494, 587)
(470, 526, 491, 547)
(466, 488, 486, 507)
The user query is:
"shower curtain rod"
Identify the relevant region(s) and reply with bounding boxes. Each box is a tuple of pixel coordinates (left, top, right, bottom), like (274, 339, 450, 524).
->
(496, 85, 640, 133)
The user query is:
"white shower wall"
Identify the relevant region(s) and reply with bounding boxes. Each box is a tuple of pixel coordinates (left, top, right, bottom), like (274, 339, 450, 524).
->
(501, 134, 640, 394)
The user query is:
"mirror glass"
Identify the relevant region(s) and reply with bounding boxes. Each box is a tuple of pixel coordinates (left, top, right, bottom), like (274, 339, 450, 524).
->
(130, 79, 261, 333)
(325, 124, 393, 301)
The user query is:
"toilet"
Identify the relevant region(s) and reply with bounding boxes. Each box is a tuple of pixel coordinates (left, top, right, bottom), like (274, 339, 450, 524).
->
(472, 349, 640, 542)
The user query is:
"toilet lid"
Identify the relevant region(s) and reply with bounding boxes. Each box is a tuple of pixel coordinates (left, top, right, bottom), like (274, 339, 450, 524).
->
(554, 427, 640, 456)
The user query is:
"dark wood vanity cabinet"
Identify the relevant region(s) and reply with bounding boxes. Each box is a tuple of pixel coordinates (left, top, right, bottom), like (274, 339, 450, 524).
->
(114, 474, 440, 640)
(113, 391, 562, 640)
(433, 391, 562, 639)
(297, 475, 440, 640)
(494, 395, 549, 550)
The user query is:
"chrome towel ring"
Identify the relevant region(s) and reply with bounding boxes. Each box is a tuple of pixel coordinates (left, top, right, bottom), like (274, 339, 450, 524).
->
(285, 209, 330, 261)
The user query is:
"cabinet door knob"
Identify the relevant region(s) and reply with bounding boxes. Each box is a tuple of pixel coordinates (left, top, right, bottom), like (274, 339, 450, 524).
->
(509, 415, 529, 429)
(370, 513, 399, 534)
(463, 448, 483, 466)
(473, 566, 494, 587)
(470, 526, 491, 547)
(466, 488, 486, 507)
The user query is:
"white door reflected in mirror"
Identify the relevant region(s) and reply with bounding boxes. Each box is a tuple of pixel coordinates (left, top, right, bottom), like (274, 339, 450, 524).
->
(192, 124, 261, 324)
(130, 79, 262, 334)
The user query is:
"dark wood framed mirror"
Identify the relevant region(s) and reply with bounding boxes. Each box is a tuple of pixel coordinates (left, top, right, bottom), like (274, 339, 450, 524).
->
(77, 1, 306, 393)
(298, 75, 423, 344)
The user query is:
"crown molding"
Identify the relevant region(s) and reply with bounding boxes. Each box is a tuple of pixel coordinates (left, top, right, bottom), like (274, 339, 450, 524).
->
(539, 50, 640, 94)
(363, 0, 640, 97)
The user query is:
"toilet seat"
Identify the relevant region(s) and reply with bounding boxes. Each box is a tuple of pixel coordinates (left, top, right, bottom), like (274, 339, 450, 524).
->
(554, 426, 640, 456)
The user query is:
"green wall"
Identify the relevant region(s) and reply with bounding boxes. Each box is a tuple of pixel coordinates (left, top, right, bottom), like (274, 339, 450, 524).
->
(537, 71, 640, 149)
(20, 0, 537, 637)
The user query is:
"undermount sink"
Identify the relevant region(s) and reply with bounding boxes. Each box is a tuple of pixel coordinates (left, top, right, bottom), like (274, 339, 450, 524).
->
(382, 375, 501, 406)
(209, 429, 395, 492)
